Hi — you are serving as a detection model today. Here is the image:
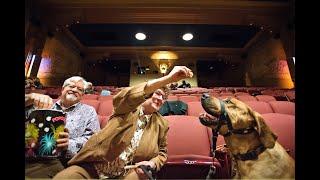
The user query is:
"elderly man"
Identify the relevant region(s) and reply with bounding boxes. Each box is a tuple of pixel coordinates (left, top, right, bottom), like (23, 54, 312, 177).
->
(25, 76, 100, 178)
(54, 66, 193, 179)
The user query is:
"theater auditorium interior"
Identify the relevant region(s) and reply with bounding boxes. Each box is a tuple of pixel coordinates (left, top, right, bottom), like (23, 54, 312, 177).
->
(25, 0, 295, 179)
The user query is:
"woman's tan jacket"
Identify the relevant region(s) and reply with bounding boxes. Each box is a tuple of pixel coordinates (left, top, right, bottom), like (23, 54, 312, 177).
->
(67, 82, 169, 171)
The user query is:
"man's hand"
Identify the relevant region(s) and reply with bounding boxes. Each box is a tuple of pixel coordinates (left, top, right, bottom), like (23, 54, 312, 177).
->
(56, 128, 69, 152)
(167, 66, 193, 83)
(134, 161, 156, 176)
(144, 66, 193, 95)
(25, 93, 53, 109)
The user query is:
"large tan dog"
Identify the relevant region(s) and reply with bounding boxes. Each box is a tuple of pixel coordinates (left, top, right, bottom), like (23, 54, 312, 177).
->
(199, 94, 295, 179)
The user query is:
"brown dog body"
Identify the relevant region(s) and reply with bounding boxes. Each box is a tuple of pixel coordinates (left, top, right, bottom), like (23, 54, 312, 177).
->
(235, 142, 294, 178)
(200, 95, 295, 179)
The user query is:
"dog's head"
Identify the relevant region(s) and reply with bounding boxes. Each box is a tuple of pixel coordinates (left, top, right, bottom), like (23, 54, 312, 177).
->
(200, 93, 277, 148)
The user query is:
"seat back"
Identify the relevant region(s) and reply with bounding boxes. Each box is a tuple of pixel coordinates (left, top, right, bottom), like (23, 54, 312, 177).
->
(97, 100, 114, 116)
(187, 101, 205, 116)
(98, 95, 114, 101)
(165, 115, 211, 157)
(218, 95, 234, 100)
(82, 94, 99, 100)
(167, 95, 178, 101)
(234, 92, 250, 96)
(219, 92, 234, 96)
(268, 101, 295, 115)
(255, 95, 276, 102)
(157, 115, 219, 179)
(80, 99, 100, 112)
(178, 95, 199, 103)
(99, 115, 110, 129)
(236, 95, 257, 101)
(244, 101, 274, 114)
(262, 113, 295, 159)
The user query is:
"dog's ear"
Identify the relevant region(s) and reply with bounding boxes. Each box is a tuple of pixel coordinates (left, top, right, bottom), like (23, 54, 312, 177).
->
(250, 109, 278, 148)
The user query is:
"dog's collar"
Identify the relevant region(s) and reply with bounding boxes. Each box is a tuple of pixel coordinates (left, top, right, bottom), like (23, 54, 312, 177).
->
(233, 144, 266, 161)
(222, 126, 256, 137)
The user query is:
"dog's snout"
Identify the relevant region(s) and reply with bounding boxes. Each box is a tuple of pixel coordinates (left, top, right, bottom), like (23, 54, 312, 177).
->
(202, 93, 210, 100)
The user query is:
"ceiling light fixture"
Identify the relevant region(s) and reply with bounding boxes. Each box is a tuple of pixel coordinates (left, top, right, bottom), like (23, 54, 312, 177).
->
(135, 33, 146, 40)
(182, 33, 193, 41)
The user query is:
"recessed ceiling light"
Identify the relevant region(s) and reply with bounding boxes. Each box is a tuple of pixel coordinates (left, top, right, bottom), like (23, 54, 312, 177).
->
(182, 33, 193, 41)
(135, 33, 146, 40)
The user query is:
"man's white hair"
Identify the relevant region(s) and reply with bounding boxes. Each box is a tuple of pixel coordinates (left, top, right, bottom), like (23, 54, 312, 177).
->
(62, 76, 88, 90)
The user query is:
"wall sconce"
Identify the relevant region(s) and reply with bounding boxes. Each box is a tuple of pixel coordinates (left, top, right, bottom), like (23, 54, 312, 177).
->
(150, 51, 178, 74)
(159, 61, 169, 74)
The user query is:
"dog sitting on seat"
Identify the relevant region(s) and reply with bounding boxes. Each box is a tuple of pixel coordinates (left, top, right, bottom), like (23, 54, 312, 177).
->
(199, 94, 295, 179)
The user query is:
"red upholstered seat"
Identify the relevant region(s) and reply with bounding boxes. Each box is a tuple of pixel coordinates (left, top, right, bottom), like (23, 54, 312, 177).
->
(187, 101, 205, 116)
(82, 94, 99, 100)
(166, 115, 211, 157)
(156, 115, 226, 179)
(262, 113, 295, 159)
(97, 100, 114, 116)
(255, 95, 277, 102)
(244, 101, 274, 114)
(236, 95, 257, 101)
(268, 101, 295, 115)
(99, 115, 110, 129)
(167, 95, 178, 101)
(98, 115, 106, 125)
(234, 92, 250, 96)
(98, 95, 114, 101)
(219, 92, 234, 96)
(218, 95, 234, 100)
(80, 99, 100, 112)
(178, 95, 199, 103)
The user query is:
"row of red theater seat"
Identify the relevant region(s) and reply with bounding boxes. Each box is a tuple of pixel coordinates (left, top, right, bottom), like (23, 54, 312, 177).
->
(187, 100, 295, 116)
(28, 85, 294, 95)
(209, 86, 293, 93)
(172, 87, 295, 102)
(167, 93, 292, 102)
(77, 97, 294, 130)
(26, 87, 295, 102)
(210, 86, 268, 93)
